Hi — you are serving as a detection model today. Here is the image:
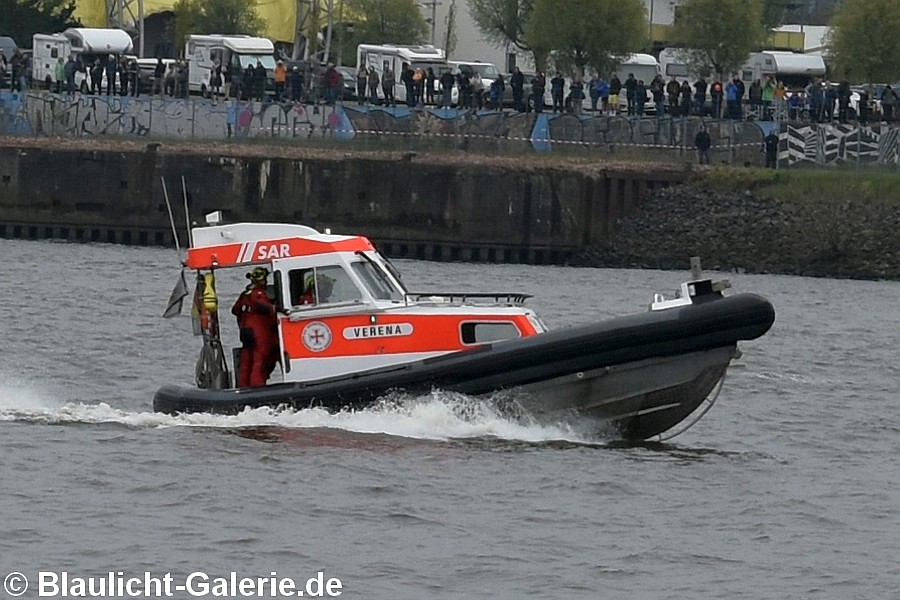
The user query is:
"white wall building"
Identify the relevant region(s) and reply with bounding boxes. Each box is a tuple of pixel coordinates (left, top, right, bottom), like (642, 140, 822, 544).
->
(418, 0, 676, 74)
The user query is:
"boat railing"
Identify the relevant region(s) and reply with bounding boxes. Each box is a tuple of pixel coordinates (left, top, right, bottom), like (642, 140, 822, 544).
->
(405, 292, 532, 306)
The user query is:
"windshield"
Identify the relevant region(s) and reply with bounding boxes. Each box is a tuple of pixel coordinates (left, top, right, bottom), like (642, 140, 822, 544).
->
(471, 64, 499, 78)
(236, 53, 276, 70)
(351, 260, 404, 301)
(621, 65, 659, 84)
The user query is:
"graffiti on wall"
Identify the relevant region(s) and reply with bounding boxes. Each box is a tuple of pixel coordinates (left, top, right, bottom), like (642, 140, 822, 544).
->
(4, 91, 898, 167)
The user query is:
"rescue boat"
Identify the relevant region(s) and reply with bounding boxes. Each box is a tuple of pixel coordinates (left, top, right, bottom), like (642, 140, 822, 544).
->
(153, 214, 775, 441)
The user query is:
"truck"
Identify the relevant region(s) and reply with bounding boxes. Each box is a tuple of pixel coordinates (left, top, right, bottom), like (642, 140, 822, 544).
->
(356, 44, 450, 104)
(185, 34, 276, 97)
(32, 28, 133, 92)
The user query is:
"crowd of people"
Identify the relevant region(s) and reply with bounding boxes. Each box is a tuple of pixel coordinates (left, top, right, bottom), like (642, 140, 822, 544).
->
(0, 47, 29, 92)
(7, 44, 898, 125)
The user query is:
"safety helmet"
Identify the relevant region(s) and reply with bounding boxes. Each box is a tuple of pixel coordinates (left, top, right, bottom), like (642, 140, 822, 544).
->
(247, 266, 269, 282)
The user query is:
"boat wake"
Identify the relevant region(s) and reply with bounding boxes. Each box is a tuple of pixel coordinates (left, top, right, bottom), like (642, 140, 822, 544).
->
(0, 383, 606, 445)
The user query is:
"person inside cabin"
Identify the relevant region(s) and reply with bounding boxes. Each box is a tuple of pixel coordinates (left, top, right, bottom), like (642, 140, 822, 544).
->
(299, 272, 335, 305)
(231, 267, 279, 388)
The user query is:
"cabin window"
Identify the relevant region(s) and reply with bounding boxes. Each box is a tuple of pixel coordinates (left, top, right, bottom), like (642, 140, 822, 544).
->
(351, 261, 402, 301)
(287, 265, 361, 307)
(460, 322, 521, 345)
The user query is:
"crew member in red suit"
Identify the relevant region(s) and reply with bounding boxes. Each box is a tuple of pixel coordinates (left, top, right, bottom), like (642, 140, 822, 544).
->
(231, 267, 278, 388)
(299, 272, 335, 305)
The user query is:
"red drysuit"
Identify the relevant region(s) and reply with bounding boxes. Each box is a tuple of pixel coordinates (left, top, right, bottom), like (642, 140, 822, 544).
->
(231, 283, 278, 388)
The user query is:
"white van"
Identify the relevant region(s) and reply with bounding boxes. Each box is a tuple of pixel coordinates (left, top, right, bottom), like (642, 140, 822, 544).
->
(615, 53, 661, 114)
(185, 34, 276, 96)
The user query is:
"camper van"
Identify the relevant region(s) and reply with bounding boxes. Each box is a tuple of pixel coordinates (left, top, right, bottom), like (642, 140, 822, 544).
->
(185, 34, 276, 97)
(32, 28, 133, 92)
(740, 51, 826, 91)
(356, 44, 450, 104)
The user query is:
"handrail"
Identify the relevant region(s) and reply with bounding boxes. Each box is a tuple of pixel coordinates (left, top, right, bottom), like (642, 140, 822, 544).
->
(404, 292, 532, 306)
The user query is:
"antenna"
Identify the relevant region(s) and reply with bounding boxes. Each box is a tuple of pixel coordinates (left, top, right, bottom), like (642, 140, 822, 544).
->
(161, 176, 181, 254)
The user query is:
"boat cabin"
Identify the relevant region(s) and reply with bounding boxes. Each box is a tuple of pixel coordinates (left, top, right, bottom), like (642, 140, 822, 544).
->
(184, 218, 545, 388)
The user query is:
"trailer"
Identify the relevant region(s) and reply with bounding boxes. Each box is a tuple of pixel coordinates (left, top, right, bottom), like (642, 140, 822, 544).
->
(185, 34, 276, 97)
(740, 51, 826, 91)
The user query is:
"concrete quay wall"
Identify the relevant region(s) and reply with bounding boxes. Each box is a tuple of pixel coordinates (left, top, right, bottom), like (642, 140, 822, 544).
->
(0, 140, 687, 264)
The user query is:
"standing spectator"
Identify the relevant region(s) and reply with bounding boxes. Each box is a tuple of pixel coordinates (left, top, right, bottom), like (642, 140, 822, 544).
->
(624, 72, 638, 115)
(679, 80, 692, 116)
(129, 58, 140, 96)
(414, 67, 426, 106)
(511, 66, 525, 112)
(152, 58, 165, 96)
(748, 79, 762, 116)
(11, 48, 27, 91)
(289, 65, 303, 102)
(531, 72, 546, 113)
(837, 79, 851, 123)
(665, 75, 680, 115)
(105, 55, 117, 95)
(209, 59, 223, 102)
(857, 87, 870, 125)
(367, 67, 380, 104)
(54, 57, 65, 93)
(880, 85, 897, 122)
(253, 60, 267, 101)
(324, 63, 341, 104)
(64, 55, 78, 96)
(709, 79, 725, 119)
(710, 79, 723, 119)
(761, 76, 775, 120)
(550, 72, 565, 112)
(596, 76, 610, 114)
(90, 59, 103, 94)
(401, 62, 415, 106)
(773, 80, 787, 119)
(178, 60, 190, 98)
(569, 77, 584, 114)
(764, 129, 779, 168)
(695, 126, 711, 164)
(472, 71, 484, 109)
(725, 78, 740, 120)
(426, 67, 436, 105)
(457, 68, 472, 109)
(588, 73, 600, 113)
(0, 49, 7, 90)
(439, 67, 454, 108)
(634, 79, 647, 116)
(650, 74, 664, 117)
(608, 72, 621, 115)
(274, 60, 286, 101)
(806, 79, 823, 122)
(164, 62, 177, 96)
(823, 82, 836, 121)
(489, 73, 505, 109)
(734, 76, 745, 118)
(693, 76, 707, 116)
(356, 65, 367, 105)
(381, 64, 395, 106)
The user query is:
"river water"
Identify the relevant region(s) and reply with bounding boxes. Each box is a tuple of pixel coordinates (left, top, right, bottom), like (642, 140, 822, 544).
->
(1, 238, 899, 599)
